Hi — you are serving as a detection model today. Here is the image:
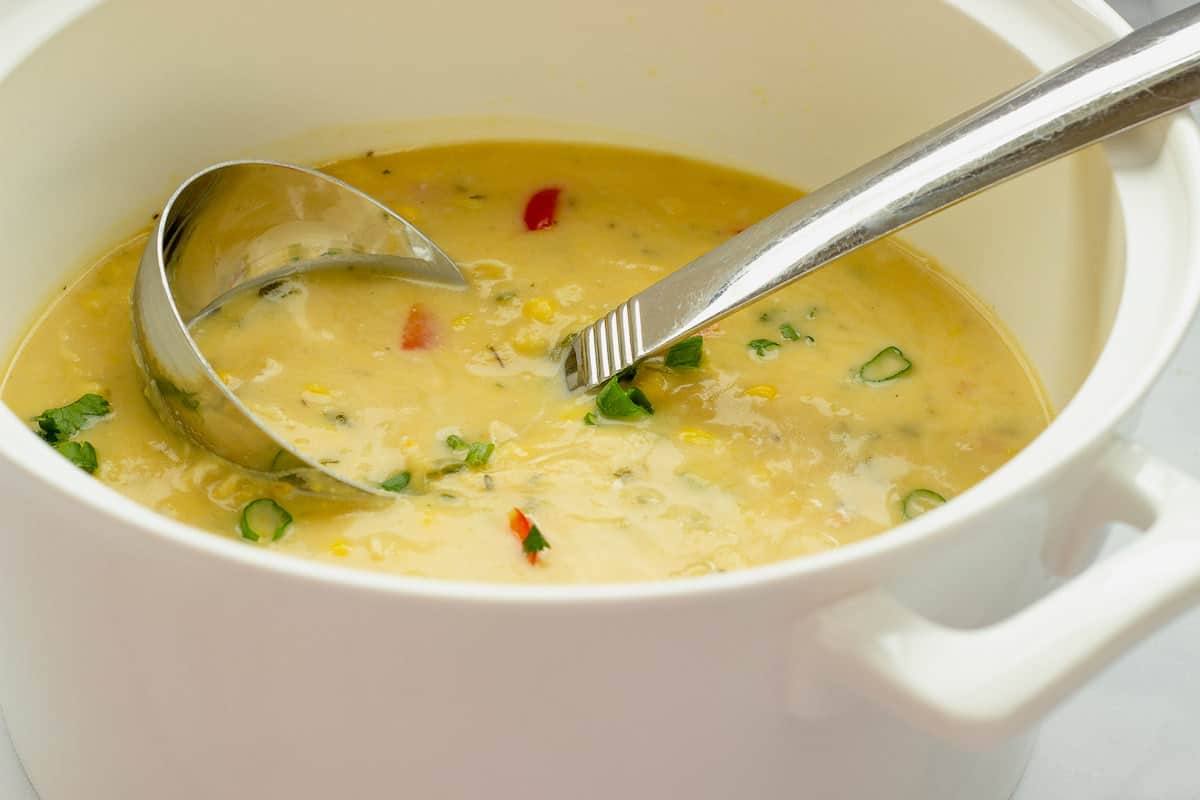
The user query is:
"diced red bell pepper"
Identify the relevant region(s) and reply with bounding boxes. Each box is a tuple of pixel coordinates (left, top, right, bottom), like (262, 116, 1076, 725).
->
(508, 507, 541, 565)
(401, 304, 437, 350)
(523, 187, 562, 231)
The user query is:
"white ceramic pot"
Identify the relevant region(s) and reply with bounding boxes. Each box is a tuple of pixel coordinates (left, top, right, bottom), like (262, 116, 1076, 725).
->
(1, 1, 1198, 798)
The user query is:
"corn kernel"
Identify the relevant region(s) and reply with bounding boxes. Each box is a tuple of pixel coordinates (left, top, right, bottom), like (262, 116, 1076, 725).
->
(395, 205, 422, 223)
(329, 539, 351, 557)
(270, 482, 295, 499)
(522, 297, 557, 323)
(745, 384, 778, 399)
(678, 428, 716, 445)
(468, 261, 508, 280)
(451, 314, 473, 331)
(305, 383, 330, 395)
(511, 326, 550, 355)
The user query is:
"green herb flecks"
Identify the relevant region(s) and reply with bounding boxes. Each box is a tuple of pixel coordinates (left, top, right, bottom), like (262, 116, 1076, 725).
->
(902, 489, 946, 520)
(859, 346, 913, 383)
(239, 498, 293, 542)
(779, 323, 802, 341)
(381, 471, 412, 493)
(583, 411, 598, 426)
(596, 377, 654, 419)
(523, 524, 551, 558)
(442, 434, 496, 471)
(35, 393, 110, 443)
(664, 336, 703, 369)
(54, 440, 98, 473)
(748, 339, 781, 358)
(465, 442, 495, 468)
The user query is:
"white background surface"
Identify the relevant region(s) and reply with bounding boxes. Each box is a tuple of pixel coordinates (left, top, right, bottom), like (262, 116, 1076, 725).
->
(1, 0, 1199, 797)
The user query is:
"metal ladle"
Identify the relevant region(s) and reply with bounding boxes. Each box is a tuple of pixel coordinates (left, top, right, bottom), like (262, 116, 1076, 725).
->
(131, 160, 464, 499)
(134, 4, 1200, 499)
(564, 3, 1200, 389)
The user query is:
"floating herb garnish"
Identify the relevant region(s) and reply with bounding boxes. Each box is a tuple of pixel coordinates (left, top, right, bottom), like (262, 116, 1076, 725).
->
(239, 498, 293, 542)
(859, 346, 913, 383)
(902, 489, 946, 519)
(748, 339, 781, 357)
(664, 336, 703, 369)
(596, 377, 653, 419)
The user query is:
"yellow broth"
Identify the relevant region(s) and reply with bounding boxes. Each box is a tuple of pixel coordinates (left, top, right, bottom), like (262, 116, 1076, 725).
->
(1, 142, 1048, 583)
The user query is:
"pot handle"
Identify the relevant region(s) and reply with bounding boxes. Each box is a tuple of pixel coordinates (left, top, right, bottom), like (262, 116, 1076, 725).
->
(796, 436, 1200, 745)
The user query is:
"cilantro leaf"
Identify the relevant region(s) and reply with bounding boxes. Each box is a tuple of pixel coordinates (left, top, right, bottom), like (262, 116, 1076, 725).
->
(35, 394, 110, 443)
(747, 339, 781, 357)
(523, 524, 551, 556)
(664, 336, 703, 369)
(54, 440, 98, 473)
(779, 323, 801, 341)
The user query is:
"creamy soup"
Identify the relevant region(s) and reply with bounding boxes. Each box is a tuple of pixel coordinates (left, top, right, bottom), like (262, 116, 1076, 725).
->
(1, 142, 1048, 583)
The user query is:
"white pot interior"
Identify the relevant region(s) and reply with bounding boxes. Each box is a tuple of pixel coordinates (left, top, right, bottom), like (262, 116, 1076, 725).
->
(0, 0, 1133, 416)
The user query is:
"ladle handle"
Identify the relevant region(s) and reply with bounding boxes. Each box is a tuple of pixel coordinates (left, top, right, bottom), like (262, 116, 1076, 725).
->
(565, 3, 1200, 389)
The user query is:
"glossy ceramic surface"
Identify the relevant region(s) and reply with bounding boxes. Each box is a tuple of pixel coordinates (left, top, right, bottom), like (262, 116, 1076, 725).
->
(0, 1, 1198, 798)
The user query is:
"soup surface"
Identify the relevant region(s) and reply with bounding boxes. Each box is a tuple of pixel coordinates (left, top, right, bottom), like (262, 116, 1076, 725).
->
(2, 142, 1048, 583)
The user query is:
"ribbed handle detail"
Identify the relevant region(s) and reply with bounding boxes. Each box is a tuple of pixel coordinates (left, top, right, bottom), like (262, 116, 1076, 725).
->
(564, 299, 643, 389)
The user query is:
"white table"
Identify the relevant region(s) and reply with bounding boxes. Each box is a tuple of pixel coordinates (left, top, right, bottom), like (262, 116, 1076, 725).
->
(2, 0, 1198, 796)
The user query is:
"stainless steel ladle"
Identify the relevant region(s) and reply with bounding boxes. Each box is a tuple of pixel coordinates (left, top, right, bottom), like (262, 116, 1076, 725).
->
(134, 4, 1200, 499)
(563, 3, 1200, 389)
(131, 160, 465, 499)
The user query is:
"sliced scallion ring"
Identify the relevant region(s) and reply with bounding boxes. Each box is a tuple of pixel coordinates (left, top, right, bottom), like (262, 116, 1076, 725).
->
(858, 346, 912, 383)
(239, 498, 294, 542)
(902, 489, 946, 520)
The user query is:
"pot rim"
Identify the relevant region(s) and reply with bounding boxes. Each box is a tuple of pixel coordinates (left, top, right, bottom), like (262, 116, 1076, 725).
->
(1, 0, 1197, 605)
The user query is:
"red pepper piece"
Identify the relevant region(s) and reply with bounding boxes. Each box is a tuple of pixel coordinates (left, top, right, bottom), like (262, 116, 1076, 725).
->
(523, 187, 562, 231)
(509, 508, 531, 538)
(401, 304, 437, 350)
(508, 507, 540, 565)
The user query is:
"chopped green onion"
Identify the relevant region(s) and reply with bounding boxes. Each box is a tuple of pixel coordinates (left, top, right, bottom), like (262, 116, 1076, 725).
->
(54, 440, 98, 473)
(446, 434, 468, 451)
(596, 378, 653, 419)
(583, 411, 598, 426)
(239, 498, 293, 542)
(748, 339, 781, 357)
(523, 524, 551, 557)
(859, 346, 912, 383)
(779, 323, 801, 341)
(902, 489, 947, 519)
(465, 442, 495, 468)
(380, 471, 412, 492)
(664, 336, 703, 369)
(35, 394, 110, 443)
